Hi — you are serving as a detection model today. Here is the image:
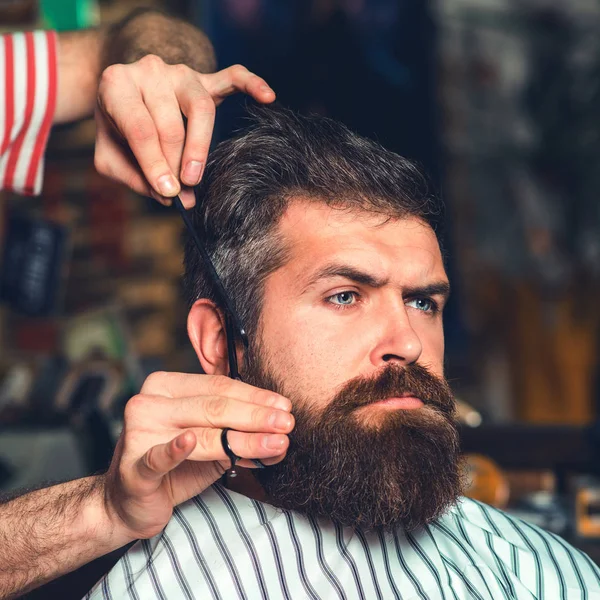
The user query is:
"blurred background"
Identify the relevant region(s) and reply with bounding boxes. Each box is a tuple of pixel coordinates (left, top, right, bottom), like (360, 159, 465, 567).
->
(3, 0, 600, 568)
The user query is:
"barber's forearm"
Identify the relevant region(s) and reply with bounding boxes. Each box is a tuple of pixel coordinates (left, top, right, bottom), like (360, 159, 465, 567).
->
(0, 476, 134, 600)
(54, 9, 216, 125)
(54, 28, 105, 124)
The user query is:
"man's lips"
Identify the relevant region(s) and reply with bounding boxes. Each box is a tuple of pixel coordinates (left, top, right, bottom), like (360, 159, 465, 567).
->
(368, 395, 424, 410)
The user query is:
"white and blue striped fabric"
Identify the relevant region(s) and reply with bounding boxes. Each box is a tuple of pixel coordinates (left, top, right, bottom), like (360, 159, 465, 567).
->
(86, 484, 600, 599)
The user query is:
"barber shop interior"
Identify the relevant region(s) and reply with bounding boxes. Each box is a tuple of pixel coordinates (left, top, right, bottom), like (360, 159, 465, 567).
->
(3, 0, 600, 599)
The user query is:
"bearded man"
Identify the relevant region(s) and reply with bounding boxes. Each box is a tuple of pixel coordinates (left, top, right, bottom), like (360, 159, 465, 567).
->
(86, 107, 600, 599)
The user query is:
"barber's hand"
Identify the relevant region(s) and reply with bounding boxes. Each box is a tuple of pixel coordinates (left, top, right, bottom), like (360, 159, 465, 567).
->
(102, 372, 293, 541)
(94, 57, 276, 208)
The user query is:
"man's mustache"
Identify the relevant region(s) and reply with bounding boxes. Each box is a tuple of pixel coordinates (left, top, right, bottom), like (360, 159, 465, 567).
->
(328, 363, 455, 417)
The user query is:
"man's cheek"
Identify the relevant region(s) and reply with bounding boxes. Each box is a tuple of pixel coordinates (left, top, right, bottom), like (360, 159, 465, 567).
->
(421, 333, 445, 378)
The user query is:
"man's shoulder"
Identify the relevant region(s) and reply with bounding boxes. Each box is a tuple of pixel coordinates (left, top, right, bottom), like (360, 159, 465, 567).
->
(436, 496, 600, 592)
(444, 496, 578, 558)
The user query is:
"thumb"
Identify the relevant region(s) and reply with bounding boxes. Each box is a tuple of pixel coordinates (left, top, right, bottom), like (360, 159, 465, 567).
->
(136, 431, 197, 485)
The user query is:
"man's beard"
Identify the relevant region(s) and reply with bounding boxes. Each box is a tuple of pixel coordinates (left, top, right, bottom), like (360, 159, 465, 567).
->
(242, 344, 464, 531)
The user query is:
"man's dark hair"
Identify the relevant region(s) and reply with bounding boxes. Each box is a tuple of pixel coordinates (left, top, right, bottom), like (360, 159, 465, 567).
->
(183, 105, 444, 337)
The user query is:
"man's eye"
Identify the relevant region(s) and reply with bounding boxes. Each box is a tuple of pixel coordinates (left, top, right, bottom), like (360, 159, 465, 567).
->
(406, 297, 436, 312)
(328, 291, 358, 306)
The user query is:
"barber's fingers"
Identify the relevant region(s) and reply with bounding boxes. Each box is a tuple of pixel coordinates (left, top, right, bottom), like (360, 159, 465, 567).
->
(137, 430, 197, 481)
(98, 80, 180, 199)
(142, 87, 187, 195)
(138, 64, 275, 197)
(94, 110, 159, 199)
(140, 372, 291, 411)
(140, 86, 196, 207)
(136, 429, 287, 484)
(97, 61, 275, 203)
(177, 82, 215, 192)
(95, 113, 188, 206)
(199, 64, 276, 106)
(117, 102, 180, 199)
(128, 393, 294, 434)
(187, 427, 289, 464)
(177, 65, 275, 192)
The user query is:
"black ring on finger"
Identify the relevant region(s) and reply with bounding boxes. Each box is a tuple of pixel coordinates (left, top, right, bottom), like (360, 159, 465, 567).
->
(220, 427, 240, 477)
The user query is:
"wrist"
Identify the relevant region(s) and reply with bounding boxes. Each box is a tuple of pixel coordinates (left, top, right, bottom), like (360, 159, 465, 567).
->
(87, 475, 138, 552)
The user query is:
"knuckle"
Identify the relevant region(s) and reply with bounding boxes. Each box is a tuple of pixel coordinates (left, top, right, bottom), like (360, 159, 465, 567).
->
(127, 119, 156, 144)
(139, 54, 164, 70)
(142, 371, 168, 394)
(100, 64, 125, 86)
(230, 64, 248, 78)
(207, 374, 232, 395)
(249, 434, 264, 456)
(194, 428, 213, 454)
(123, 394, 148, 423)
(204, 397, 226, 422)
(145, 157, 168, 174)
(172, 63, 189, 77)
(184, 142, 210, 161)
(191, 94, 215, 115)
(251, 405, 267, 426)
(157, 122, 185, 146)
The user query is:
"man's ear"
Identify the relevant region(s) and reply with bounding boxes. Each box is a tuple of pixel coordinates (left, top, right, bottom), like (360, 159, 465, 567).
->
(187, 299, 229, 375)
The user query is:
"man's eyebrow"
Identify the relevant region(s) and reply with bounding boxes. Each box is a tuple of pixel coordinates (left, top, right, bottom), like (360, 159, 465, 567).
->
(403, 282, 451, 302)
(304, 264, 389, 289)
(304, 264, 451, 300)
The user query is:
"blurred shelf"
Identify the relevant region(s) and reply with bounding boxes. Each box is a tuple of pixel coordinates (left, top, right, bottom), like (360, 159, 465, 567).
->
(460, 423, 600, 472)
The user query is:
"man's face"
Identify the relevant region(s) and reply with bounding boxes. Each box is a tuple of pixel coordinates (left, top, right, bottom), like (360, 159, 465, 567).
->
(256, 200, 448, 408)
(243, 200, 462, 530)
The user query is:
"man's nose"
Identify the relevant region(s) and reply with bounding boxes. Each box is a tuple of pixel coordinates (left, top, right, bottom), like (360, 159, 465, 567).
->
(368, 305, 423, 367)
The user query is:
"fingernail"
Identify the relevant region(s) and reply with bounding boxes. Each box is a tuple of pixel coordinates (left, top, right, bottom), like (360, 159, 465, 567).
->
(269, 411, 292, 431)
(180, 188, 195, 208)
(269, 395, 291, 411)
(175, 434, 187, 449)
(183, 161, 204, 185)
(157, 174, 179, 196)
(263, 434, 286, 451)
(261, 85, 274, 94)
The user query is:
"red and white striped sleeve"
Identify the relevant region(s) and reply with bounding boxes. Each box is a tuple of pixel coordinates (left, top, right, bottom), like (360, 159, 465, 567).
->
(0, 30, 57, 196)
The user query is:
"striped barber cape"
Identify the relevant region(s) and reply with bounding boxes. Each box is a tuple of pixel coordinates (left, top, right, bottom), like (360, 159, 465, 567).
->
(86, 484, 600, 599)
